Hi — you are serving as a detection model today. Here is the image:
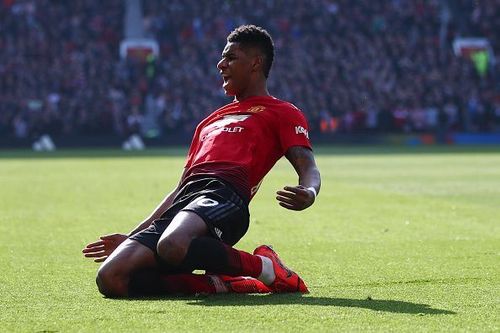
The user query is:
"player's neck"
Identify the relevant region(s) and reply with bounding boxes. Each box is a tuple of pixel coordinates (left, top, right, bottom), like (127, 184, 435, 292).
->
(234, 81, 269, 102)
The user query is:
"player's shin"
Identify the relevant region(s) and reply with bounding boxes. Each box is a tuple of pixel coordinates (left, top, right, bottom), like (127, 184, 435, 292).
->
(128, 270, 269, 295)
(129, 269, 220, 295)
(180, 237, 266, 279)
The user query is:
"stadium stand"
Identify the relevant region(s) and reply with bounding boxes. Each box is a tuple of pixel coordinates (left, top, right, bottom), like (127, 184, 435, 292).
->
(0, 0, 498, 146)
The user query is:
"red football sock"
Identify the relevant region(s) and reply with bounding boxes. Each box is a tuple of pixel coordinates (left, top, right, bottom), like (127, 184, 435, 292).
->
(129, 269, 269, 296)
(224, 244, 263, 278)
(160, 274, 220, 294)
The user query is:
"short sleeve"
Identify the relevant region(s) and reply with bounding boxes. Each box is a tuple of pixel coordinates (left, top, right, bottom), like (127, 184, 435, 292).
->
(279, 106, 312, 154)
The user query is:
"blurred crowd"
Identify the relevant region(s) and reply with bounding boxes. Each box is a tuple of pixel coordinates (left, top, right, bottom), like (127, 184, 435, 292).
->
(1, 0, 499, 141)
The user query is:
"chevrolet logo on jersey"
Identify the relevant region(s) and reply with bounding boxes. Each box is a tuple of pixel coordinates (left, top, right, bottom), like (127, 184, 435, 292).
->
(217, 114, 251, 125)
(201, 114, 250, 141)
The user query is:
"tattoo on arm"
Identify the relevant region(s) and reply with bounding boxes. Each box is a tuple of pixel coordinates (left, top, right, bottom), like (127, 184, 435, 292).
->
(285, 146, 321, 192)
(286, 146, 315, 173)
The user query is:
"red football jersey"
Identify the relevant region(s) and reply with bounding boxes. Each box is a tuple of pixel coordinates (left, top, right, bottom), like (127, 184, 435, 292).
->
(183, 95, 312, 200)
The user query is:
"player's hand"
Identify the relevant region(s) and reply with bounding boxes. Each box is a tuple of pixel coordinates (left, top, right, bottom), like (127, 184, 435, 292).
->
(276, 185, 316, 211)
(82, 233, 128, 263)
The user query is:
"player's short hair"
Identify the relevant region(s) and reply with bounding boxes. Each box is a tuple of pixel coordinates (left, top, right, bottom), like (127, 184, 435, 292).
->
(227, 25, 274, 78)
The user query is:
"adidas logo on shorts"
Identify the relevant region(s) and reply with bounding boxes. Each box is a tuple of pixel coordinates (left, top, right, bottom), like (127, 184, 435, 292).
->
(214, 227, 223, 238)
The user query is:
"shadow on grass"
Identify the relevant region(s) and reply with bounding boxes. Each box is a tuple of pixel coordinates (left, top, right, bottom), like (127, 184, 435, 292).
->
(123, 294, 456, 315)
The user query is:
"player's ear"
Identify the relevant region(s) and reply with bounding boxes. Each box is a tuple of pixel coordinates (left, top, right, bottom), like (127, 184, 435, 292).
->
(251, 54, 264, 73)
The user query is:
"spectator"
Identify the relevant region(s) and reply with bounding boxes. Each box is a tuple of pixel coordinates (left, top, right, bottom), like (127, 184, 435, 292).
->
(0, 0, 498, 142)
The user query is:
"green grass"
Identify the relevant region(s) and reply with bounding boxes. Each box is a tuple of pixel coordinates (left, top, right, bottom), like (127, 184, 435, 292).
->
(0, 146, 499, 332)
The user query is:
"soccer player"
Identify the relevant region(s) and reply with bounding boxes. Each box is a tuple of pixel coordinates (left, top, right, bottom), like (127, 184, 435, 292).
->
(82, 25, 321, 297)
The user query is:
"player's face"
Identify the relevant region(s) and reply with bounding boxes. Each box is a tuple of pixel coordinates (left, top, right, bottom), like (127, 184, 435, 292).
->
(217, 42, 254, 96)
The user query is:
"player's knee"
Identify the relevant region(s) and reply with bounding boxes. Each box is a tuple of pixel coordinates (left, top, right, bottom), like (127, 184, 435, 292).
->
(156, 236, 189, 266)
(96, 266, 128, 298)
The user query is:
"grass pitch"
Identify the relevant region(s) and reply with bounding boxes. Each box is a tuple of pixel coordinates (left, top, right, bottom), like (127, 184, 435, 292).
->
(0, 146, 499, 332)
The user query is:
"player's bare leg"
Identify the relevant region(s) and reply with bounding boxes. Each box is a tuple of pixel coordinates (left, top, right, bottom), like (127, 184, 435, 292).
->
(96, 239, 157, 297)
(156, 211, 209, 265)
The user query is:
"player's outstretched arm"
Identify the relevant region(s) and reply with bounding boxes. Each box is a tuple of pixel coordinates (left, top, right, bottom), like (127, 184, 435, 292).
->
(82, 233, 128, 262)
(277, 146, 321, 211)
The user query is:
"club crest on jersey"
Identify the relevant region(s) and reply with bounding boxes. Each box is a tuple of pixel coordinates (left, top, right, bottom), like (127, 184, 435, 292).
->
(247, 106, 266, 113)
(295, 125, 309, 139)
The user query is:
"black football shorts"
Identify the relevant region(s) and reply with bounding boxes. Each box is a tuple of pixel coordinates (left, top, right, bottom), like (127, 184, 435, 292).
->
(129, 177, 250, 253)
